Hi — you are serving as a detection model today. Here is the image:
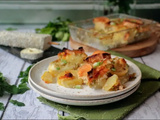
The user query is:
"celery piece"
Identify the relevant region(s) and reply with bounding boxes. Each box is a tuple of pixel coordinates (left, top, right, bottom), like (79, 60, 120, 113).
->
(74, 85, 82, 89)
(93, 62, 102, 68)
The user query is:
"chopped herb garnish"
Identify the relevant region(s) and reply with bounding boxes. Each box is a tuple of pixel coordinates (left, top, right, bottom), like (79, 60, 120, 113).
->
(10, 99, 25, 106)
(111, 67, 116, 71)
(93, 62, 102, 68)
(74, 85, 82, 89)
(61, 59, 67, 65)
(56, 67, 60, 70)
(0, 102, 4, 111)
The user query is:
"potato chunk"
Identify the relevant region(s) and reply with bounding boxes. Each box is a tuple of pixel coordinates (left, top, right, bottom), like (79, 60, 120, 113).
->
(111, 58, 129, 77)
(57, 70, 83, 88)
(58, 47, 87, 66)
(103, 74, 120, 91)
(48, 47, 87, 79)
(41, 71, 56, 84)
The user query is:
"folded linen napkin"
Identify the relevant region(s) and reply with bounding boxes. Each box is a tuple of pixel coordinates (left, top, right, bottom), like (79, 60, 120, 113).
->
(37, 51, 160, 120)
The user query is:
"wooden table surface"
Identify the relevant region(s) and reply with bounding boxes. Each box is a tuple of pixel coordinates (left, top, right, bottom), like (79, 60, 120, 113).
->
(0, 25, 160, 119)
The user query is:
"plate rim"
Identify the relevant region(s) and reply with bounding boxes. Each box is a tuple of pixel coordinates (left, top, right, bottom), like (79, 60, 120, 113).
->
(29, 79, 140, 106)
(29, 55, 142, 100)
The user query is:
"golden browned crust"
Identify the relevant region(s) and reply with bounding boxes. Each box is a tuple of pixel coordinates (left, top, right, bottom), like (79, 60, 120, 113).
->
(93, 17, 110, 24)
(87, 60, 110, 85)
(85, 52, 111, 64)
(58, 47, 86, 59)
(59, 72, 74, 80)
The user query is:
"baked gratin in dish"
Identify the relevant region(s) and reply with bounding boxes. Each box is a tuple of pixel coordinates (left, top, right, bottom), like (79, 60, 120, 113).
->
(69, 14, 154, 50)
(41, 47, 136, 91)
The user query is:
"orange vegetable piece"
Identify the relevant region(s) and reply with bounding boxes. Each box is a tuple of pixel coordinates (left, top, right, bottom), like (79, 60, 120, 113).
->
(78, 63, 92, 77)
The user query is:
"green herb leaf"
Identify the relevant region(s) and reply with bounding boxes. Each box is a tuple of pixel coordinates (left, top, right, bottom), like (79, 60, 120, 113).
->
(55, 31, 64, 40)
(35, 17, 72, 41)
(5, 85, 19, 94)
(111, 67, 116, 71)
(0, 73, 5, 97)
(6, 27, 17, 31)
(0, 65, 32, 97)
(39, 28, 56, 34)
(62, 32, 70, 42)
(0, 65, 32, 109)
(61, 59, 67, 65)
(56, 67, 60, 70)
(0, 102, 4, 111)
(18, 65, 33, 78)
(10, 99, 25, 106)
(20, 77, 28, 84)
(17, 83, 30, 94)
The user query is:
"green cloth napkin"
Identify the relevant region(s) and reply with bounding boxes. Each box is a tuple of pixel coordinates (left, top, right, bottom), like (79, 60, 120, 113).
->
(37, 51, 160, 120)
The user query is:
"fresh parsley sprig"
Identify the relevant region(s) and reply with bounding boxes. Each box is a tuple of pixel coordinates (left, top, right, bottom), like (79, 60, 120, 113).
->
(0, 65, 33, 109)
(0, 72, 29, 96)
(18, 65, 32, 83)
(35, 17, 72, 41)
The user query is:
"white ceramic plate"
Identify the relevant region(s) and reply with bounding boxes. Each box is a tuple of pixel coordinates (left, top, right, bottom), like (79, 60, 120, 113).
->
(29, 79, 140, 106)
(29, 55, 141, 100)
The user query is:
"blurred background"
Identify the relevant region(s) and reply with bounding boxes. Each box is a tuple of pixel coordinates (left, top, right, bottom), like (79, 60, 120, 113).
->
(0, 0, 159, 24)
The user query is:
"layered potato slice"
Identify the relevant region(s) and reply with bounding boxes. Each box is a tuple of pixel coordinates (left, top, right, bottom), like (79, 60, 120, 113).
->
(57, 70, 83, 88)
(42, 47, 87, 84)
(102, 74, 121, 91)
(48, 59, 77, 77)
(58, 47, 87, 66)
(48, 47, 87, 78)
(41, 71, 56, 84)
(110, 57, 129, 84)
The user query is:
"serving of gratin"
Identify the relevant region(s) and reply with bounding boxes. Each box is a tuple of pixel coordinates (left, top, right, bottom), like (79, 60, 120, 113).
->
(41, 47, 135, 91)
